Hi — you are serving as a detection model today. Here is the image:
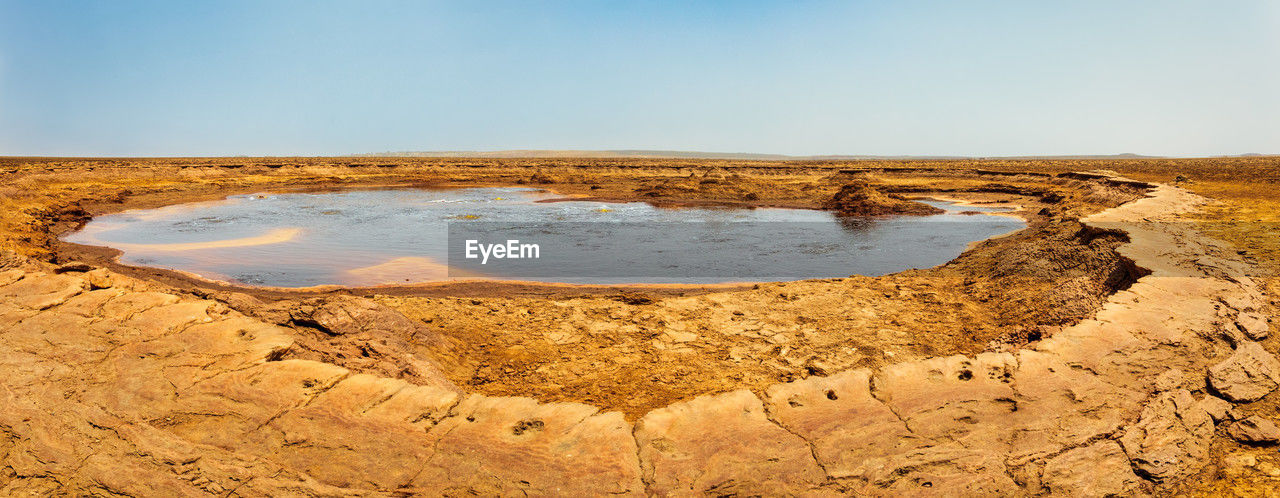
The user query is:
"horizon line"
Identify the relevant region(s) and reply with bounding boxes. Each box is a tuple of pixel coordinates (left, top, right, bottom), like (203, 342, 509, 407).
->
(0, 149, 1277, 161)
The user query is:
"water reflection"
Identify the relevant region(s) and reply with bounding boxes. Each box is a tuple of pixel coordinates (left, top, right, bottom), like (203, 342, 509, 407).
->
(63, 188, 1023, 287)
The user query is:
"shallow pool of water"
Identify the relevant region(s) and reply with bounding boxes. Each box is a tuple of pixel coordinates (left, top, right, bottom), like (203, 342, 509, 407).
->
(63, 188, 1023, 287)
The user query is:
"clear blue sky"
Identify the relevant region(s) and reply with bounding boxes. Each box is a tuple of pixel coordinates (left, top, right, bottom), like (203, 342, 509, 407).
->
(1, 1, 1276, 157)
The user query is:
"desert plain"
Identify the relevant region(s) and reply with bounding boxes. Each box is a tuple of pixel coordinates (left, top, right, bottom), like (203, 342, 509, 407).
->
(0, 155, 1278, 496)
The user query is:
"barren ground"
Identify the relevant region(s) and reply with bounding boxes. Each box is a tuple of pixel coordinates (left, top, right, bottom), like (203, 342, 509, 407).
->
(1, 156, 1276, 495)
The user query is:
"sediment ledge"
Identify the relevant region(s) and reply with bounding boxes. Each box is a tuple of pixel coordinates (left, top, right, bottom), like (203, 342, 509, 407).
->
(0, 171, 1270, 495)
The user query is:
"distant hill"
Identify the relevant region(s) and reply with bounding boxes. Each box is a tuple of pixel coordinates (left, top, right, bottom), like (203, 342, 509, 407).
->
(356, 150, 801, 160)
(353, 150, 1166, 161)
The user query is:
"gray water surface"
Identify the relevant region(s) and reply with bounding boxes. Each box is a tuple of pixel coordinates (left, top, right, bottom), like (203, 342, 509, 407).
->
(63, 188, 1024, 287)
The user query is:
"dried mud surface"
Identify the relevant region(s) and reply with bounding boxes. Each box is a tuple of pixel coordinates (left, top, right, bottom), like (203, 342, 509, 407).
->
(0, 156, 1277, 496)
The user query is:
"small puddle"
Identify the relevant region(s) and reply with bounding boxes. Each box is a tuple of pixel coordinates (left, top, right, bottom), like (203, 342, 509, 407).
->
(63, 188, 1023, 287)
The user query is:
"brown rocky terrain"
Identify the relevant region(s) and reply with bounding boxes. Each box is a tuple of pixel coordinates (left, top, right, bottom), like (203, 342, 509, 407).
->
(822, 180, 945, 216)
(0, 156, 1277, 495)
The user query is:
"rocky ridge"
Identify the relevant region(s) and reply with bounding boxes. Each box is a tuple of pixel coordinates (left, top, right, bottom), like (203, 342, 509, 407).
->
(822, 181, 945, 216)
